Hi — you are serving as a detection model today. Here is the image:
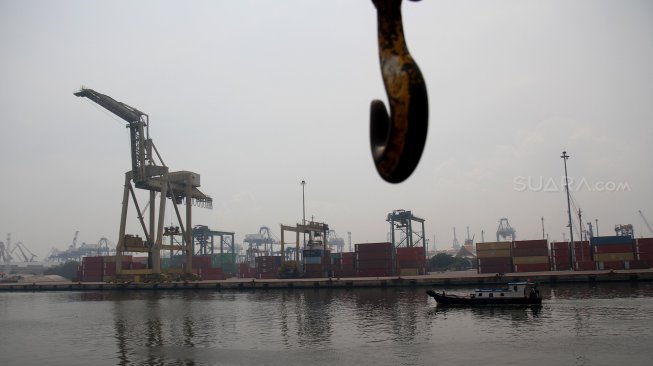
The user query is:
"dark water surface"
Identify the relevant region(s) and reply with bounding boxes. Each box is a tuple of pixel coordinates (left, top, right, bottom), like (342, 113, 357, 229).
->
(1, 282, 652, 365)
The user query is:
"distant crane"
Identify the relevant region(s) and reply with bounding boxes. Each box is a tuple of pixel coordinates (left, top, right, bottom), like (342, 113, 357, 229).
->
(244, 226, 280, 260)
(70, 231, 79, 250)
(327, 230, 346, 253)
(496, 218, 516, 242)
(10, 242, 38, 262)
(639, 210, 653, 237)
(0, 241, 11, 263)
(451, 227, 460, 250)
(463, 227, 474, 249)
(75, 87, 212, 277)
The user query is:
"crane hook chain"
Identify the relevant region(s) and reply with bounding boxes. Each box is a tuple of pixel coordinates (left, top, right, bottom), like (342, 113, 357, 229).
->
(370, 0, 428, 183)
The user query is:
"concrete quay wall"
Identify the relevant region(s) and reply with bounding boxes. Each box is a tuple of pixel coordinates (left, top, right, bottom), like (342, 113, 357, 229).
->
(2, 269, 653, 292)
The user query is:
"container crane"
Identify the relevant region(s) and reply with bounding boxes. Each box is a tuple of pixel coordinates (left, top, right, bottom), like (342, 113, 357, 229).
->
(75, 87, 212, 277)
(496, 218, 516, 242)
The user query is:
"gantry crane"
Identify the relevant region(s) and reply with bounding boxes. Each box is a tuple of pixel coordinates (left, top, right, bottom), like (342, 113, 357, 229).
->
(75, 88, 212, 277)
(496, 218, 516, 242)
(386, 209, 426, 248)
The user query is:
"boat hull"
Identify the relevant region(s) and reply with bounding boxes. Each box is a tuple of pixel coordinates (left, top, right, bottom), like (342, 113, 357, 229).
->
(426, 290, 542, 306)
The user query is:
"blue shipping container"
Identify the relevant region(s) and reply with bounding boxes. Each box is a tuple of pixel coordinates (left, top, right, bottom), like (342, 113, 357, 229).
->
(591, 235, 634, 245)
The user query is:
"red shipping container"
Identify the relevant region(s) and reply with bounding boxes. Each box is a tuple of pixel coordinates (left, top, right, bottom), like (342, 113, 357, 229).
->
(637, 252, 653, 260)
(83, 256, 104, 263)
(512, 247, 549, 257)
(629, 260, 650, 269)
(636, 243, 653, 252)
(200, 268, 226, 280)
(478, 257, 512, 266)
(396, 247, 425, 259)
(355, 242, 393, 252)
(513, 240, 548, 250)
(478, 265, 512, 274)
(357, 260, 393, 270)
(551, 242, 570, 251)
(574, 261, 596, 271)
(357, 251, 394, 261)
(130, 262, 146, 270)
(342, 252, 356, 262)
(356, 268, 392, 277)
(513, 263, 550, 272)
(397, 260, 424, 268)
(333, 268, 357, 277)
(598, 261, 625, 270)
(593, 244, 634, 254)
(636, 238, 653, 252)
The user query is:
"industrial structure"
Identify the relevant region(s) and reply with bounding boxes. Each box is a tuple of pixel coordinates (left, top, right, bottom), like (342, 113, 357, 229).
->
(280, 221, 329, 264)
(615, 224, 634, 237)
(496, 218, 516, 242)
(386, 209, 426, 249)
(0, 234, 39, 263)
(327, 230, 346, 253)
(75, 88, 212, 278)
(243, 226, 280, 261)
(192, 225, 236, 273)
(451, 228, 460, 250)
(45, 232, 113, 262)
(639, 210, 653, 237)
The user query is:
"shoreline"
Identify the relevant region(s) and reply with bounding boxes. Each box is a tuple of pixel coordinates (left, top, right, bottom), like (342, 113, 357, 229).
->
(1, 268, 652, 292)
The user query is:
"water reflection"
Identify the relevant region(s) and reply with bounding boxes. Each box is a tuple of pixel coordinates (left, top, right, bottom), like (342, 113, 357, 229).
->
(73, 283, 653, 365)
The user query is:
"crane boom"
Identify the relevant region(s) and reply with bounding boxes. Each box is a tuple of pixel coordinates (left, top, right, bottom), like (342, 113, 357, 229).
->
(74, 87, 149, 183)
(74, 88, 146, 123)
(639, 210, 653, 236)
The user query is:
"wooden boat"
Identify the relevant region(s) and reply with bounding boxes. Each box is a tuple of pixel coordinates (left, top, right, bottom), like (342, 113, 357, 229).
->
(426, 281, 542, 305)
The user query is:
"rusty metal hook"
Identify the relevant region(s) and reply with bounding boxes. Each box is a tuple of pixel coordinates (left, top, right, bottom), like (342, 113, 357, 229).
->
(370, 0, 428, 183)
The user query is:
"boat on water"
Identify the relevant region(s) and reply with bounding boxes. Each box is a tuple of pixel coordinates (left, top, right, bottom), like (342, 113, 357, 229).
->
(426, 281, 542, 305)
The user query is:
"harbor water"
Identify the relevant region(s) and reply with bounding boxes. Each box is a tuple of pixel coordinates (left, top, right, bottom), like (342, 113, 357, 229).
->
(1, 282, 652, 365)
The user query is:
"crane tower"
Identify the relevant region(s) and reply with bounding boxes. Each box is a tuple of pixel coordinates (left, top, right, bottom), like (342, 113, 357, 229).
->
(496, 218, 516, 242)
(75, 88, 212, 277)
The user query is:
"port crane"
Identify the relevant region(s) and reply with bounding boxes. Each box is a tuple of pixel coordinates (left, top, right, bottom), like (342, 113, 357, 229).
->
(75, 88, 212, 277)
(496, 218, 516, 242)
(639, 210, 653, 237)
(10, 242, 38, 262)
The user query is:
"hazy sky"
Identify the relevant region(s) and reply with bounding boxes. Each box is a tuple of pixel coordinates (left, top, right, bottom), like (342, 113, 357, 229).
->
(1, 0, 652, 259)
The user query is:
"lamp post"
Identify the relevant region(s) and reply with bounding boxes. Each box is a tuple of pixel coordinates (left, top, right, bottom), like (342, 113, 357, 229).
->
(301, 180, 306, 225)
(301, 180, 306, 247)
(561, 151, 574, 268)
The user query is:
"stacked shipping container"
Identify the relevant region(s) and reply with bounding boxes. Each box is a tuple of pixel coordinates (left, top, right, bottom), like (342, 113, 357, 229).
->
(511, 240, 550, 272)
(356, 242, 394, 277)
(550, 242, 571, 270)
(101, 255, 133, 281)
(396, 247, 426, 275)
(591, 236, 634, 270)
(256, 255, 281, 279)
(573, 241, 594, 270)
(80, 256, 104, 282)
(333, 252, 356, 277)
(476, 242, 512, 274)
(303, 249, 329, 278)
(635, 238, 653, 269)
(238, 262, 256, 278)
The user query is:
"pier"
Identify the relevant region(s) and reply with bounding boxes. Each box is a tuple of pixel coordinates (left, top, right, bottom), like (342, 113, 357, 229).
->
(2, 269, 653, 292)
